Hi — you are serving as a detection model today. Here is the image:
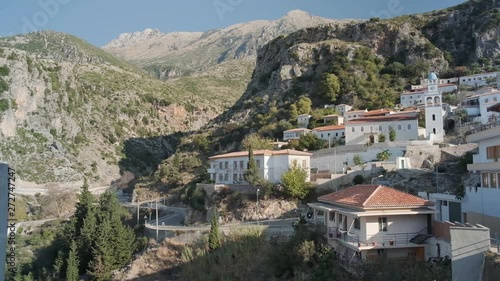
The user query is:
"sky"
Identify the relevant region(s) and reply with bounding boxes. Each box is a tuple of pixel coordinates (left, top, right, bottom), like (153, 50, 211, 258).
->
(0, 0, 466, 47)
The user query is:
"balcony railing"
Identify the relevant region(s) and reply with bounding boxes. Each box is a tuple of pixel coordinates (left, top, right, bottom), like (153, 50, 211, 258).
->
(465, 119, 500, 136)
(327, 227, 429, 248)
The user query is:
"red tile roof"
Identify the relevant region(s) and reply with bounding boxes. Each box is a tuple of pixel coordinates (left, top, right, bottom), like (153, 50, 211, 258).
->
(362, 109, 391, 117)
(312, 125, 345, 132)
(209, 149, 312, 160)
(346, 115, 417, 124)
(318, 185, 433, 209)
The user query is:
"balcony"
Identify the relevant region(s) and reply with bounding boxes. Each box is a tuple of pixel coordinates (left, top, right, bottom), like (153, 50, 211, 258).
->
(465, 120, 500, 141)
(326, 227, 430, 250)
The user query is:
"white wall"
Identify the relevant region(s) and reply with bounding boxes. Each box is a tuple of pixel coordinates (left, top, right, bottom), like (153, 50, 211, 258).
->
(313, 129, 345, 142)
(363, 215, 428, 244)
(463, 186, 500, 219)
(479, 92, 500, 124)
(345, 119, 419, 145)
(459, 72, 498, 87)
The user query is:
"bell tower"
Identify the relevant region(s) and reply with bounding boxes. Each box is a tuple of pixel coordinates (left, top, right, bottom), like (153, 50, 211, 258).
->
(424, 72, 444, 143)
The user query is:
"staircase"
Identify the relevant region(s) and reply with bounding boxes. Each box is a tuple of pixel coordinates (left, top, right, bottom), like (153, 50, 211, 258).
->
(410, 233, 432, 244)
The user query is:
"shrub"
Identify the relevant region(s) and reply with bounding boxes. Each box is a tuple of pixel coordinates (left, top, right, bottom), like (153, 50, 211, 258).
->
(353, 175, 364, 185)
(0, 65, 10, 76)
(0, 77, 9, 93)
(353, 154, 363, 166)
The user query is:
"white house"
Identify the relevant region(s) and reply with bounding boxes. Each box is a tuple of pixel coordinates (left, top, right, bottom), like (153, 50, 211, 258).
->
(418, 192, 463, 223)
(297, 114, 312, 128)
(459, 87, 500, 124)
(459, 72, 498, 88)
(323, 114, 344, 125)
(312, 125, 345, 142)
(207, 149, 312, 184)
(401, 84, 457, 108)
(283, 128, 311, 141)
(334, 104, 353, 117)
(344, 114, 419, 145)
(464, 102, 500, 236)
(345, 109, 368, 121)
(308, 184, 435, 266)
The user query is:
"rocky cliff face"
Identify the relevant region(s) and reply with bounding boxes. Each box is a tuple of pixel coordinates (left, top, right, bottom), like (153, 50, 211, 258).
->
(0, 32, 223, 185)
(102, 10, 348, 79)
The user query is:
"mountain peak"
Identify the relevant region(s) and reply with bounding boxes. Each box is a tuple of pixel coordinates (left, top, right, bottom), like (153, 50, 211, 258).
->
(104, 28, 164, 48)
(284, 10, 311, 18)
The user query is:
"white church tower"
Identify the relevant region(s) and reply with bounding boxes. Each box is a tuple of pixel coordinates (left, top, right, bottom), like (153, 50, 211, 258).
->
(424, 72, 444, 143)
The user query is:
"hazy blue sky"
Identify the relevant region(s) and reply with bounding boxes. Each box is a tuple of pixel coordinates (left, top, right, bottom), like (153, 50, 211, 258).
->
(0, 0, 466, 47)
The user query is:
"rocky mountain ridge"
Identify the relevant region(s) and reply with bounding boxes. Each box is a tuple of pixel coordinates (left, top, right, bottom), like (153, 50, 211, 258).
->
(102, 10, 351, 78)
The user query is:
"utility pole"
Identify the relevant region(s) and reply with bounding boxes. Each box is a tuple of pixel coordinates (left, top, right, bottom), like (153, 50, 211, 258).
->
(436, 164, 439, 193)
(156, 198, 159, 243)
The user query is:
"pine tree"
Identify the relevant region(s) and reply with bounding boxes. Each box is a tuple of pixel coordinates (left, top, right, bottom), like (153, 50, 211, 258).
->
(208, 209, 220, 252)
(66, 241, 80, 281)
(244, 146, 260, 186)
(389, 127, 396, 142)
(78, 206, 97, 273)
(74, 178, 95, 234)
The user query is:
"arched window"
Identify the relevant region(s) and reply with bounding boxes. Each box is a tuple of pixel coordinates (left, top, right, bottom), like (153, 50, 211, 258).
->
(434, 96, 441, 104)
(379, 125, 382, 131)
(398, 125, 401, 130)
(361, 127, 364, 132)
(433, 128, 436, 134)
(432, 114, 436, 121)
(408, 124, 411, 130)
(352, 127, 355, 132)
(427, 97, 433, 105)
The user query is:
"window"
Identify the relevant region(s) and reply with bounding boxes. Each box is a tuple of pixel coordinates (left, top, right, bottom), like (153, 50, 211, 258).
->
(224, 174, 228, 181)
(233, 161, 237, 169)
(432, 114, 436, 121)
(342, 132, 345, 136)
(219, 174, 223, 181)
(398, 125, 401, 130)
(408, 124, 411, 130)
(379, 125, 382, 131)
(482, 173, 489, 188)
(256, 160, 261, 168)
(433, 128, 436, 134)
(329, 212, 335, 222)
(485, 98, 489, 103)
(321, 134, 324, 138)
(361, 127, 364, 132)
(487, 145, 500, 161)
(354, 218, 360, 230)
(442, 200, 448, 206)
(240, 161, 244, 168)
(224, 162, 228, 169)
(491, 173, 497, 188)
(494, 97, 498, 102)
(336, 133, 338, 137)
(219, 162, 223, 169)
(378, 217, 388, 232)
(302, 160, 307, 168)
(338, 213, 343, 223)
(233, 174, 237, 182)
(352, 127, 355, 132)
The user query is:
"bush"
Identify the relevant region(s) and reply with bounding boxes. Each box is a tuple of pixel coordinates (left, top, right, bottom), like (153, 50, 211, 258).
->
(0, 65, 10, 76)
(353, 175, 365, 185)
(378, 134, 386, 142)
(353, 154, 363, 166)
(0, 77, 9, 93)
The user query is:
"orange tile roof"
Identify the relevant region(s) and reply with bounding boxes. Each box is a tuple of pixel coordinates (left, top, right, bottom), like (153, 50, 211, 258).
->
(209, 149, 312, 160)
(312, 125, 345, 132)
(284, 128, 311, 133)
(362, 109, 391, 117)
(318, 185, 433, 209)
(346, 115, 417, 124)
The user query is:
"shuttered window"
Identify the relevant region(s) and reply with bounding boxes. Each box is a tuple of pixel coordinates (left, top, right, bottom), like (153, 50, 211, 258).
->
(487, 146, 500, 161)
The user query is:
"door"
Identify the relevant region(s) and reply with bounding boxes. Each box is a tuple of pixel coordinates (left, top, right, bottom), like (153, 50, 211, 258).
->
(343, 215, 347, 230)
(449, 202, 462, 223)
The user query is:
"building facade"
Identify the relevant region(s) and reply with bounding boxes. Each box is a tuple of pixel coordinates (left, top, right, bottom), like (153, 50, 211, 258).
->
(208, 149, 312, 184)
(308, 185, 435, 267)
(464, 105, 500, 236)
(323, 114, 344, 125)
(312, 125, 345, 142)
(459, 87, 500, 124)
(345, 109, 368, 121)
(344, 115, 419, 145)
(424, 73, 445, 143)
(334, 104, 353, 117)
(459, 72, 498, 88)
(297, 114, 312, 128)
(283, 128, 311, 141)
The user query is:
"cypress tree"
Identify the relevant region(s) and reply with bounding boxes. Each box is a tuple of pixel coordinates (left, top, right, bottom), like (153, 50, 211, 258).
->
(78, 206, 97, 273)
(208, 209, 220, 251)
(74, 178, 95, 235)
(66, 241, 80, 281)
(244, 146, 260, 186)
